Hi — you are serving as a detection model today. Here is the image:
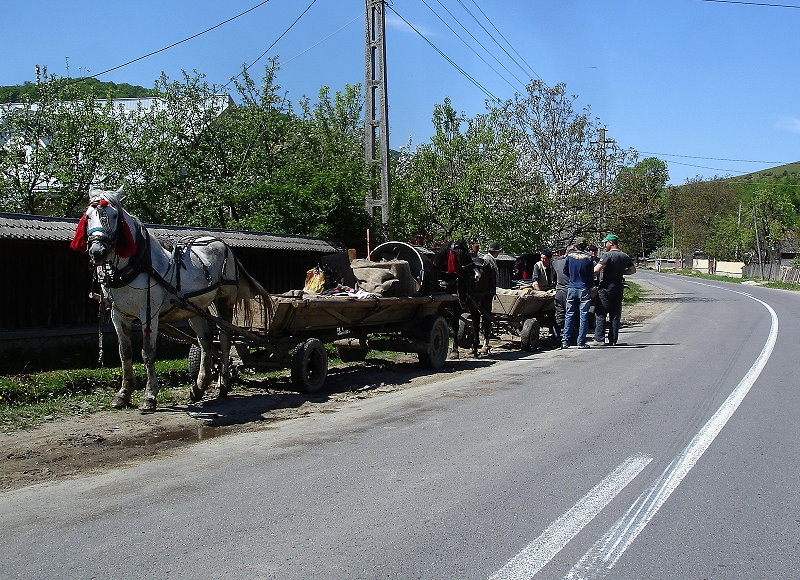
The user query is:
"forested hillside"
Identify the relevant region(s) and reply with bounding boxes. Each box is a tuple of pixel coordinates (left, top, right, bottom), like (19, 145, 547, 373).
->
(0, 78, 153, 102)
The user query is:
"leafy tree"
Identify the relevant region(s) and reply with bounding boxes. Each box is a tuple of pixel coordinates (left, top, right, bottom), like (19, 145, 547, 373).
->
(288, 83, 370, 246)
(669, 177, 740, 257)
(0, 99, 50, 213)
(495, 80, 633, 247)
(609, 157, 669, 258)
(0, 77, 154, 103)
(391, 98, 533, 251)
(750, 181, 797, 262)
(704, 213, 753, 261)
(0, 67, 126, 214)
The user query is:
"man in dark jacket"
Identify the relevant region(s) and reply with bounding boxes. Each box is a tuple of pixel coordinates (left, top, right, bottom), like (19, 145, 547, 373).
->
(551, 247, 568, 342)
(593, 233, 636, 345)
(561, 237, 595, 349)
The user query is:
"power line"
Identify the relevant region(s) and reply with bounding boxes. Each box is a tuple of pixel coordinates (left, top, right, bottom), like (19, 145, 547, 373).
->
(639, 151, 792, 164)
(224, 0, 318, 88)
(664, 159, 754, 173)
(455, 0, 542, 87)
(462, 0, 542, 82)
(88, 0, 275, 81)
(701, 0, 800, 7)
(283, 13, 361, 65)
(422, 0, 527, 93)
(386, 5, 501, 103)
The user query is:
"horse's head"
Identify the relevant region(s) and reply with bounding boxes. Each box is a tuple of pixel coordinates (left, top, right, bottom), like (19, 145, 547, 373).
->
(71, 186, 136, 265)
(434, 239, 472, 275)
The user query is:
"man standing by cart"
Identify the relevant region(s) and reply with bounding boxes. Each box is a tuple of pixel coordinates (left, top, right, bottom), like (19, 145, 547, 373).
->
(531, 248, 557, 292)
(561, 237, 594, 349)
(593, 233, 636, 346)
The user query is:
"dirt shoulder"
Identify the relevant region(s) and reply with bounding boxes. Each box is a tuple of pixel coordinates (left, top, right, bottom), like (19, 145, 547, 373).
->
(0, 278, 671, 492)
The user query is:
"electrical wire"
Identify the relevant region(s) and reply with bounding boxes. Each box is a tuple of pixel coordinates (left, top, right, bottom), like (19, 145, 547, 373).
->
(89, 0, 276, 80)
(465, 0, 541, 82)
(223, 0, 318, 88)
(640, 151, 792, 164)
(282, 13, 361, 65)
(459, 0, 542, 83)
(701, 0, 800, 8)
(422, 0, 527, 93)
(386, 4, 501, 103)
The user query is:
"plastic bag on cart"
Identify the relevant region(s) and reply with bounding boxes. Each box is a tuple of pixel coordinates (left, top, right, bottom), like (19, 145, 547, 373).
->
(303, 265, 339, 294)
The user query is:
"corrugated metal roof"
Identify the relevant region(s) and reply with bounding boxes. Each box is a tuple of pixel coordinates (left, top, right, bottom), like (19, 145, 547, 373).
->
(0, 212, 343, 253)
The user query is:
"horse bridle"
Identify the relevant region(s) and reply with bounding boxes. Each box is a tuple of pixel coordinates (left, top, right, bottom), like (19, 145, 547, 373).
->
(86, 199, 120, 251)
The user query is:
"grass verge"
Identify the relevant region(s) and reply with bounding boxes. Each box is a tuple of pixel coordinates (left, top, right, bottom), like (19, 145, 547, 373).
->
(0, 359, 193, 432)
(0, 346, 401, 432)
(623, 280, 644, 305)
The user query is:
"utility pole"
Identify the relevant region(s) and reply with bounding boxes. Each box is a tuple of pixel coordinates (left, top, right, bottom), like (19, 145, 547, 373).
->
(592, 128, 615, 234)
(364, 0, 391, 240)
(753, 200, 764, 280)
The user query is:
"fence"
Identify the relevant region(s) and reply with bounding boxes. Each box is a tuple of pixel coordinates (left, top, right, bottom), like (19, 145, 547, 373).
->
(742, 262, 800, 284)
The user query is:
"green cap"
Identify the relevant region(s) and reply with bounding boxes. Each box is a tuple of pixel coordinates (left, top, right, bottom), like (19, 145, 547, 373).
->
(602, 234, 619, 243)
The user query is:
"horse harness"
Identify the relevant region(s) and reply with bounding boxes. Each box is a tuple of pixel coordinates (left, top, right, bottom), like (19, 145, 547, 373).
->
(93, 208, 240, 327)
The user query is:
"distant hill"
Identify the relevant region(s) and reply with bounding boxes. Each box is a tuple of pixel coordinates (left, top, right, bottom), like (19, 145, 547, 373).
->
(0, 78, 155, 103)
(737, 161, 800, 182)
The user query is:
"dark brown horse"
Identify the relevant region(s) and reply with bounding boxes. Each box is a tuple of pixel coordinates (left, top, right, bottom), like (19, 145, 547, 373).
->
(433, 240, 497, 357)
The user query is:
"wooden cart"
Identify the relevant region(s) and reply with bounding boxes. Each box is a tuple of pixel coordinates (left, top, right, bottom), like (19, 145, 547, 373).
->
(183, 291, 457, 393)
(491, 287, 556, 351)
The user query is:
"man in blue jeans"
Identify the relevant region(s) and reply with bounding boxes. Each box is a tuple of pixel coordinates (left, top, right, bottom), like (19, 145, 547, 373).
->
(561, 237, 595, 349)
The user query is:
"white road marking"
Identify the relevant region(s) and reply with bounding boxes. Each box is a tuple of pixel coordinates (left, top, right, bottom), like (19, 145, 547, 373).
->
(564, 288, 779, 579)
(489, 454, 652, 580)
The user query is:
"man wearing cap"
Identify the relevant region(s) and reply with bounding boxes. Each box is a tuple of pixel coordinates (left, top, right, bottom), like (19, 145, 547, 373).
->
(593, 233, 636, 345)
(561, 237, 594, 349)
(482, 241, 502, 282)
(531, 248, 557, 292)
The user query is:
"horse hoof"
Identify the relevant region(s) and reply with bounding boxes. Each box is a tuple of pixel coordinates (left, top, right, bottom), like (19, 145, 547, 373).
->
(211, 387, 229, 400)
(189, 388, 205, 403)
(111, 394, 130, 409)
(138, 397, 156, 414)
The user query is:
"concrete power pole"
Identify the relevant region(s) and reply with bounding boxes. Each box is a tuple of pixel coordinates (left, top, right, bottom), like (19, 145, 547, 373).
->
(592, 128, 615, 233)
(364, 0, 391, 239)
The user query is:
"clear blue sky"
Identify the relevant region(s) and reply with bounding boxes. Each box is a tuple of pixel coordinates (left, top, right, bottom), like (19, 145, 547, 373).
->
(3, 0, 798, 185)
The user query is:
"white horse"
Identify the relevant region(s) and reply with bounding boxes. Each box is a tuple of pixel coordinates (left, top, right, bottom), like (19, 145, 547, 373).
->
(71, 186, 271, 413)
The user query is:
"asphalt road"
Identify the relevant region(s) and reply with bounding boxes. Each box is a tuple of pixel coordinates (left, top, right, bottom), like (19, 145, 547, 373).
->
(1, 271, 798, 579)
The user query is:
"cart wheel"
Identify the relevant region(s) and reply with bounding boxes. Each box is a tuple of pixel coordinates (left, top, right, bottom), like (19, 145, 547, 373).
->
(456, 314, 474, 349)
(418, 315, 450, 369)
(188, 343, 202, 378)
(187, 343, 221, 381)
(291, 338, 328, 393)
(521, 318, 540, 352)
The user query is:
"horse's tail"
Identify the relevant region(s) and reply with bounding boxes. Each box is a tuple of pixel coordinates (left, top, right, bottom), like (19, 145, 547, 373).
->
(233, 258, 275, 328)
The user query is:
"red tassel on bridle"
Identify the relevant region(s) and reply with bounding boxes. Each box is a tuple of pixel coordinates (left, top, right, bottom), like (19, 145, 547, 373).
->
(70, 214, 88, 253)
(70, 206, 136, 258)
(447, 250, 459, 274)
(114, 215, 136, 258)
